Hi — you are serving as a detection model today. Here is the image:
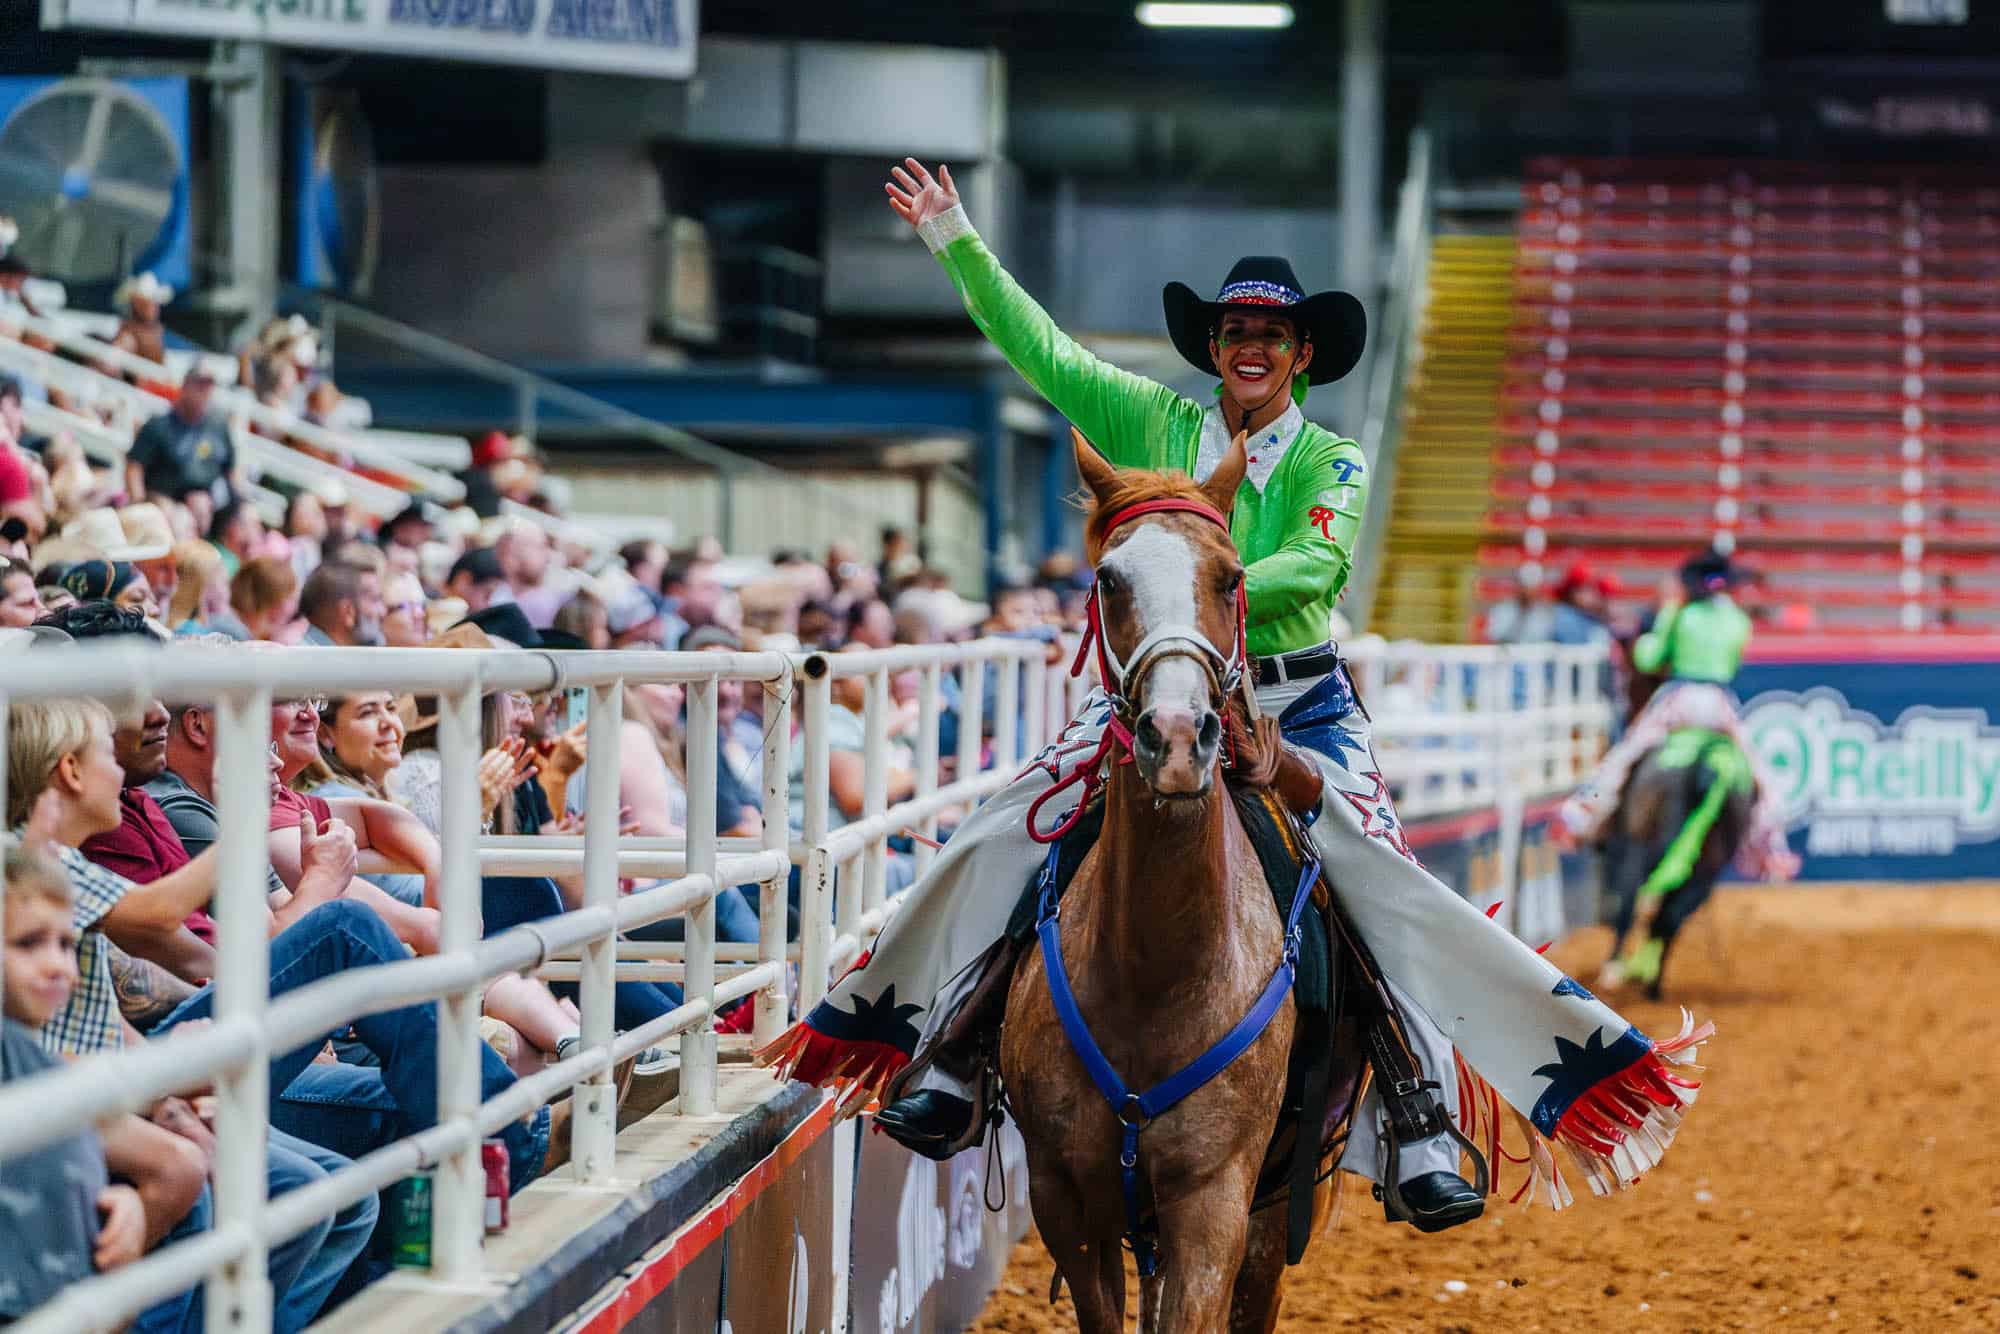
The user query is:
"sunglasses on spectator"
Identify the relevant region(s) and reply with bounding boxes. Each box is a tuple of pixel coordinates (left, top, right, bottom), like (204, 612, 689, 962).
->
(278, 697, 329, 716)
(387, 601, 424, 619)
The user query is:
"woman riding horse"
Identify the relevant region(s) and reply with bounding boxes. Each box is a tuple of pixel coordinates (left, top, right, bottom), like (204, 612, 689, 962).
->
(764, 159, 1712, 1229)
(1557, 548, 1802, 886)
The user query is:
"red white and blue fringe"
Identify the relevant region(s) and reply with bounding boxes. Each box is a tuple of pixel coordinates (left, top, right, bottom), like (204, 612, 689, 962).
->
(1456, 1011, 1714, 1209)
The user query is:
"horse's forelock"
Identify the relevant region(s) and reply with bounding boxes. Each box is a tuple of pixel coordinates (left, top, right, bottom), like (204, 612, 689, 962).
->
(1082, 469, 1224, 564)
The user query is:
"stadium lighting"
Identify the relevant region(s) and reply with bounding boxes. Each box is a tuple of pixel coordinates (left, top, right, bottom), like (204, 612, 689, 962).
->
(1136, 3, 1296, 29)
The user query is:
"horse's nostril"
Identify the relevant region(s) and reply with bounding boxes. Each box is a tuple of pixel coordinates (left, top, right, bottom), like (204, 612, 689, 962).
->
(1198, 712, 1221, 751)
(1135, 713, 1165, 755)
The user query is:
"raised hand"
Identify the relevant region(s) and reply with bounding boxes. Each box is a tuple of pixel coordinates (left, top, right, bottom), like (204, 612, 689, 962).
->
(298, 809, 358, 885)
(542, 721, 588, 780)
(885, 159, 960, 231)
(478, 739, 538, 820)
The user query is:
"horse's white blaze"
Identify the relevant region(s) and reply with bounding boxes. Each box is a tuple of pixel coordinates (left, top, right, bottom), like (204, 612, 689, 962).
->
(1103, 524, 1212, 717)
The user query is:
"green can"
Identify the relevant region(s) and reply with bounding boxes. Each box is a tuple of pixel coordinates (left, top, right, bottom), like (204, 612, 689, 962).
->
(386, 1172, 434, 1269)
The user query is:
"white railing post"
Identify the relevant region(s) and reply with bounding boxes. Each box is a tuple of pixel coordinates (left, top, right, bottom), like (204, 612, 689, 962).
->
(956, 653, 984, 781)
(208, 689, 274, 1331)
(754, 672, 793, 1046)
(994, 654, 1020, 771)
(860, 667, 889, 915)
(914, 663, 942, 877)
(576, 681, 624, 1182)
(799, 658, 834, 1009)
(1024, 648, 1049, 755)
(683, 675, 719, 1116)
(432, 683, 486, 1276)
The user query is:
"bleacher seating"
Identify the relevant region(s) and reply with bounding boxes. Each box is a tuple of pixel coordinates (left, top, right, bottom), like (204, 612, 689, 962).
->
(1482, 158, 2000, 634)
(0, 288, 620, 555)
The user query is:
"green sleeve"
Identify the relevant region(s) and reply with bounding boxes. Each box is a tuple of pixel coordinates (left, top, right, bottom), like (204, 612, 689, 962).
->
(1244, 439, 1364, 628)
(926, 211, 1188, 470)
(1633, 603, 1680, 675)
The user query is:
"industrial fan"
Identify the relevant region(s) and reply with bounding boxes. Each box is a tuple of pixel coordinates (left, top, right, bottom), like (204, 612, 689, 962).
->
(0, 77, 185, 286)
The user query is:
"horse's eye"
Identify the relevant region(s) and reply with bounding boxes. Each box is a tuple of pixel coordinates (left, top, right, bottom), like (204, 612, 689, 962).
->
(1222, 569, 1243, 594)
(1099, 570, 1125, 596)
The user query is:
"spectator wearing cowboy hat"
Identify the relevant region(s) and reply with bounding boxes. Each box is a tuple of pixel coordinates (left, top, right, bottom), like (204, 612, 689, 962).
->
(378, 499, 433, 557)
(116, 504, 179, 613)
(125, 365, 237, 534)
(110, 272, 172, 366)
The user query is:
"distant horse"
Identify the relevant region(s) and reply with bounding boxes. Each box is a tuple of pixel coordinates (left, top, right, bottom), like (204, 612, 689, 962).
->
(1600, 729, 1754, 999)
(1000, 433, 1340, 1333)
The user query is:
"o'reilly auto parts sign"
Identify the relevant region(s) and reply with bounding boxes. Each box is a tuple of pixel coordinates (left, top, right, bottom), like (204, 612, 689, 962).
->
(1744, 683, 2000, 871)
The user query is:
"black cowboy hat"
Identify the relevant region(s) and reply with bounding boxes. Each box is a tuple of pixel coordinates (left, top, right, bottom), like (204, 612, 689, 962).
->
(454, 601, 542, 648)
(1679, 548, 1747, 594)
(1162, 256, 1367, 387)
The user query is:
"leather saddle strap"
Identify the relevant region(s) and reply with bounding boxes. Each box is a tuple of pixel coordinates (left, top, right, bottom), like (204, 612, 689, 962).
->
(1325, 898, 1451, 1145)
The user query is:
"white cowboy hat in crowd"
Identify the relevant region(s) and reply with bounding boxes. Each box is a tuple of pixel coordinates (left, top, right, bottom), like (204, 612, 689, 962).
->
(118, 504, 177, 560)
(60, 507, 170, 562)
(114, 271, 175, 309)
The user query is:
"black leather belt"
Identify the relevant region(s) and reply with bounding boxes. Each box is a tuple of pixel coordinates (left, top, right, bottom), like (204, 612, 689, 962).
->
(1252, 643, 1341, 688)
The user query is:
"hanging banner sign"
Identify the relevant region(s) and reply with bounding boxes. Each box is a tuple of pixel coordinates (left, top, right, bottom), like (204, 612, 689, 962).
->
(44, 0, 698, 79)
(1737, 636, 2000, 880)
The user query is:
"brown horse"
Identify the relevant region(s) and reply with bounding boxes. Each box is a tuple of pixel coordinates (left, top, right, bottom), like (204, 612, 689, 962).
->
(1000, 432, 1332, 1333)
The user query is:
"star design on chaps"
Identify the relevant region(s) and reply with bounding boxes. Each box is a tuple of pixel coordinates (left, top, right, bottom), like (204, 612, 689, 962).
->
(1339, 771, 1419, 864)
(812, 983, 925, 1055)
(1528, 1024, 1653, 1136)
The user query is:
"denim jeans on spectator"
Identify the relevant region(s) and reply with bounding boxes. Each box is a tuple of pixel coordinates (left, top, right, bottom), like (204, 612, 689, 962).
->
(128, 1128, 370, 1334)
(148, 899, 551, 1195)
(482, 874, 687, 1020)
(273, 1063, 402, 1306)
(626, 883, 762, 945)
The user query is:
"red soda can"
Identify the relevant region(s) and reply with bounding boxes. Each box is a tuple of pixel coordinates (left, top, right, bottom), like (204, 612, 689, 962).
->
(482, 1139, 510, 1234)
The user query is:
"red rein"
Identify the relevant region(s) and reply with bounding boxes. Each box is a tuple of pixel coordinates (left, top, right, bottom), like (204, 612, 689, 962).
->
(1026, 497, 1248, 844)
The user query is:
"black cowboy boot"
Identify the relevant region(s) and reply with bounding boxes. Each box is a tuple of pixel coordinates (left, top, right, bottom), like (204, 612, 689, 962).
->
(1364, 1017, 1488, 1233)
(874, 1089, 978, 1160)
(875, 937, 1022, 1160)
(1383, 1168, 1486, 1233)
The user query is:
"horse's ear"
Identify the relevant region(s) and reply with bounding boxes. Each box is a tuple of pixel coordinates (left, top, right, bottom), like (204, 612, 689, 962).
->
(1201, 431, 1248, 515)
(1072, 427, 1118, 504)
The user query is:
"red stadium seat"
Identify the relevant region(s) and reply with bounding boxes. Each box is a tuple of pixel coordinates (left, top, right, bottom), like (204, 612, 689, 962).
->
(1476, 157, 2000, 635)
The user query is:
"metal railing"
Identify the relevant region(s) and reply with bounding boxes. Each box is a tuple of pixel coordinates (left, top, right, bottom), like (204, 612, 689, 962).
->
(1344, 637, 1613, 818)
(0, 636, 1053, 1333)
(0, 633, 1608, 1332)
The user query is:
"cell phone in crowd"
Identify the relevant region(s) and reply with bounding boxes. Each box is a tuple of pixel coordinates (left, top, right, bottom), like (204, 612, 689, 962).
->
(565, 688, 588, 731)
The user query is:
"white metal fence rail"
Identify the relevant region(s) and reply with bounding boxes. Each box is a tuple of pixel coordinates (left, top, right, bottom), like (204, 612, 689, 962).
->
(0, 635, 1608, 1333)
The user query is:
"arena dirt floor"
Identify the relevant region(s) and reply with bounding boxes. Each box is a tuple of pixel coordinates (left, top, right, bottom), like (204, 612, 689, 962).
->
(970, 884, 2000, 1332)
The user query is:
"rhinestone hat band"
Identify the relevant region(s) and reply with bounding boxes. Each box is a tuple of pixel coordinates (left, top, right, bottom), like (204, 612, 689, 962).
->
(1216, 279, 1303, 306)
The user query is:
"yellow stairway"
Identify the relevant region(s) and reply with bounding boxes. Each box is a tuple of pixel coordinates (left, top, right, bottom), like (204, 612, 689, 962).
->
(1370, 231, 1515, 643)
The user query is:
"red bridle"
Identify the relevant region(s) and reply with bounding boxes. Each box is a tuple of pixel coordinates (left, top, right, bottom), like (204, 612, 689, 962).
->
(1027, 496, 1250, 843)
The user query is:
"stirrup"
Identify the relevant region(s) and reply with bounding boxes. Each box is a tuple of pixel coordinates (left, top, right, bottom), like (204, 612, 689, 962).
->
(1371, 1097, 1491, 1224)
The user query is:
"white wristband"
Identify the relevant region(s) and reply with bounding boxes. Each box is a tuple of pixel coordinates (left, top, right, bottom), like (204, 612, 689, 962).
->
(916, 203, 976, 255)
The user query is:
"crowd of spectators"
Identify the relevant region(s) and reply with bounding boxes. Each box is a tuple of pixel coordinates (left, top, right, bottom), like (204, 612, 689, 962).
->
(1, 336, 1089, 1324)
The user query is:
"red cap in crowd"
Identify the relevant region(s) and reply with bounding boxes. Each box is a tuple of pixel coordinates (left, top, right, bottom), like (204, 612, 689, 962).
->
(472, 431, 512, 468)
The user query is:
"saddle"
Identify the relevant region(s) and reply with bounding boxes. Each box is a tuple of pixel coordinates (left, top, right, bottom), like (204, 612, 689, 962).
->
(913, 785, 1436, 1265)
